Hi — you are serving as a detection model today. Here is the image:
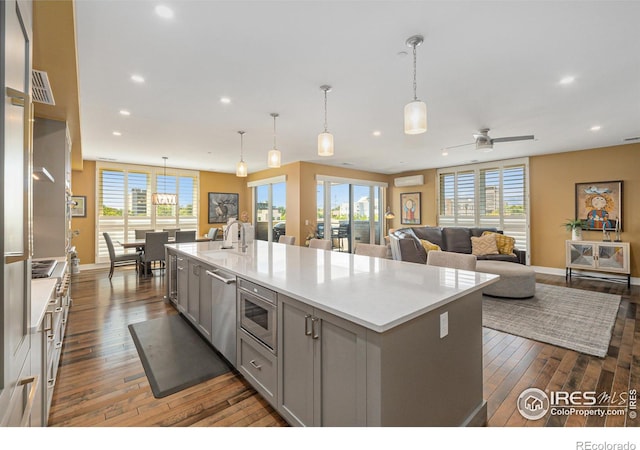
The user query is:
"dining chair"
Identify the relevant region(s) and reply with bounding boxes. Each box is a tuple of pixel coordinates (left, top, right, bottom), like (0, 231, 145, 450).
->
(426, 251, 477, 271)
(354, 243, 389, 259)
(278, 235, 295, 245)
(308, 238, 332, 250)
(103, 232, 140, 279)
(134, 229, 154, 240)
(175, 230, 196, 243)
(163, 228, 180, 239)
(142, 231, 169, 276)
(206, 227, 219, 240)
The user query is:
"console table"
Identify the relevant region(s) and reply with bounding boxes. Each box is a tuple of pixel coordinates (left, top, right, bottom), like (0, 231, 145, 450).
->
(565, 240, 631, 287)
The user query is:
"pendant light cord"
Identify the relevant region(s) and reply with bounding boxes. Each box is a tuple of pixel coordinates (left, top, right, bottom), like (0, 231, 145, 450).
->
(239, 131, 245, 162)
(324, 89, 329, 132)
(273, 115, 277, 149)
(412, 43, 418, 101)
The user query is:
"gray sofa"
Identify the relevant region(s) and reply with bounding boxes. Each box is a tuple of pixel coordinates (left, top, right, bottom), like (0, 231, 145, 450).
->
(389, 226, 526, 265)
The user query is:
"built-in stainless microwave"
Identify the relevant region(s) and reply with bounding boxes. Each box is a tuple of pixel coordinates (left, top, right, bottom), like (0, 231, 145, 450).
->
(239, 289, 276, 353)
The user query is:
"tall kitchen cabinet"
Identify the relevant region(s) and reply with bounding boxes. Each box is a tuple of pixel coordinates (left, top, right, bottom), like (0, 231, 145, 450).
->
(277, 294, 367, 427)
(33, 117, 72, 258)
(1, 0, 35, 427)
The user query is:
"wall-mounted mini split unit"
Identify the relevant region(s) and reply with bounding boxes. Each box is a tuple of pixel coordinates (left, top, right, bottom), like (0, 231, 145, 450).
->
(394, 174, 424, 187)
(32, 70, 55, 105)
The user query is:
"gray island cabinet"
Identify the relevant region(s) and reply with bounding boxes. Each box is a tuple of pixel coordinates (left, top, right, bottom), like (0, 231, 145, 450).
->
(165, 240, 499, 427)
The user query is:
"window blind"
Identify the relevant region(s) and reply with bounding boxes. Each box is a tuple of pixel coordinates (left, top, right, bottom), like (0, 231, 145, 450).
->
(437, 158, 529, 258)
(96, 162, 198, 263)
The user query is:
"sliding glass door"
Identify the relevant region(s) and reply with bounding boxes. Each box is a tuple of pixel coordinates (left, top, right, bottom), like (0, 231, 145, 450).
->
(252, 177, 286, 243)
(317, 177, 386, 252)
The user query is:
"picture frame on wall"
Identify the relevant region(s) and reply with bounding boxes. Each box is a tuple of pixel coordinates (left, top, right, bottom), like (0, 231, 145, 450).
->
(575, 180, 623, 231)
(208, 192, 239, 223)
(70, 195, 86, 217)
(400, 192, 421, 225)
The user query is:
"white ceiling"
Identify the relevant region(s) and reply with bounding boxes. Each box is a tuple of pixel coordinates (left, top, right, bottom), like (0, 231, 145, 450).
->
(75, 1, 640, 175)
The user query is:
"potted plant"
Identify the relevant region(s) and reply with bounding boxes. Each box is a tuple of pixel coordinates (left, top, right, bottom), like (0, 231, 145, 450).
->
(564, 219, 586, 241)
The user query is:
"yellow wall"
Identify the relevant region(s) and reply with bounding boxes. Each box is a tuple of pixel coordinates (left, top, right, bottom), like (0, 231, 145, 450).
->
(70, 160, 96, 264)
(530, 143, 639, 276)
(386, 168, 438, 231)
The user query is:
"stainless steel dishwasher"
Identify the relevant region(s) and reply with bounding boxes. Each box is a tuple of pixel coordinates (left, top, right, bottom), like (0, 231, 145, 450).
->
(205, 267, 237, 363)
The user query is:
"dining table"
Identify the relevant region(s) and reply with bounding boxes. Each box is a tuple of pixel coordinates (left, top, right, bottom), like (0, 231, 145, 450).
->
(119, 237, 212, 276)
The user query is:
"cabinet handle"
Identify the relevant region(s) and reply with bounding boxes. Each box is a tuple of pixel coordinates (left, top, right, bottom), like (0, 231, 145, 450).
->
(55, 342, 63, 349)
(177, 257, 184, 261)
(44, 311, 53, 333)
(304, 314, 312, 336)
(177, 267, 184, 271)
(249, 360, 262, 370)
(55, 306, 63, 313)
(311, 317, 320, 340)
(18, 375, 39, 427)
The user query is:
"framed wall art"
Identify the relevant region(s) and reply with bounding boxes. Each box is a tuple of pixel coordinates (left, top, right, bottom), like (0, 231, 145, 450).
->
(575, 180, 623, 231)
(208, 192, 239, 223)
(400, 192, 421, 225)
(70, 195, 86, 217)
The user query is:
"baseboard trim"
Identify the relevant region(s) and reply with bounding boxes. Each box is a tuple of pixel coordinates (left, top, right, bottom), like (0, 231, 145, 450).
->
(531, 265, 638, 286)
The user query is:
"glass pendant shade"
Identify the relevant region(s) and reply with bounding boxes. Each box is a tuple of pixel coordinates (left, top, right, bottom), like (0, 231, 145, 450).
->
(404, 100, 427, 135)
(152, 156, 177, 205)
(267, 149, 281, 168)
(236, 160, 248, 177)
(317, 132, 334, 156)
(151, 193, 177, 205)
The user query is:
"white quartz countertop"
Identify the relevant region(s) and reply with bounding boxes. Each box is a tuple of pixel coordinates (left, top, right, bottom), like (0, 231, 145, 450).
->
(168, 241, 499, 333)
(31, 278, 58, 333)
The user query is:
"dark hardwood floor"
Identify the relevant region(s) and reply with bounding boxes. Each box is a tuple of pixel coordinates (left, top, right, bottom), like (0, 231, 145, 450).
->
(48, 267, 638, 427)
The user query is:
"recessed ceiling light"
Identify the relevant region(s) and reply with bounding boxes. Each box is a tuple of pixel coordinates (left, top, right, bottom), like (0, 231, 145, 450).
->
(559, 76, 575, 85)
(119, 110, 131, 116)
(155, 5, 174, 19)
(441, 148, 449, 156)
(131, 74, 145, 83)
(112, 131, 122, 136)
(372, 131, 381, 137)
(590, 125, 601, 131)
(220, 97, 231, 104)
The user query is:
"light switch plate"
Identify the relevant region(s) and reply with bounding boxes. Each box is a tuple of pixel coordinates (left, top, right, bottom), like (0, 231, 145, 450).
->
(440, 312, 449, 338)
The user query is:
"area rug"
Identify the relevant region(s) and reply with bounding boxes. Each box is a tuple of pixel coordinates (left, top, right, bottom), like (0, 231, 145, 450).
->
(128, 314, 232, 398)
(482, 284, 621, 358)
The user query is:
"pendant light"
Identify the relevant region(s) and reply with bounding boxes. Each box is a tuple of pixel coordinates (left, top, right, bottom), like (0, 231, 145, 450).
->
(267, 113, 281, 168)
(152, 157, 177, 205)
(236, 131, 248, 177)
(318, 85, 334, 156)
(404, 35, 427, 135)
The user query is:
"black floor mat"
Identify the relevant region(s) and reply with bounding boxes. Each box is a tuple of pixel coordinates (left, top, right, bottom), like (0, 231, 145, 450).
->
(128, 314, 232, 398)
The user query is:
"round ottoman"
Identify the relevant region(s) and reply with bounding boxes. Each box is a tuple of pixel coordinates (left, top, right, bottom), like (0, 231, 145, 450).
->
(475, 260, 536, 299)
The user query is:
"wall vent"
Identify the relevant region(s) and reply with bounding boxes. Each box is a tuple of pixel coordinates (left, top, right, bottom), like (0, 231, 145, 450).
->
(32, 70, 55, 105)
(394, 174, 424, 187)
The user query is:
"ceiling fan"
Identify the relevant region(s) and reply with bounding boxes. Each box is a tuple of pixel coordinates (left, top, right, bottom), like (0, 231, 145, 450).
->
(447, 128, 535, 152)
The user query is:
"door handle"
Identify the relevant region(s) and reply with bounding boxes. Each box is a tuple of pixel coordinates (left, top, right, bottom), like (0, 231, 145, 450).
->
(205, 270, 236, 284)
(311, 317, 320, 340)
(304, 314, 312, 336)
(18, 375, 39, 427)
(249, 360, 262, 370)
(4, 87, 31, 264)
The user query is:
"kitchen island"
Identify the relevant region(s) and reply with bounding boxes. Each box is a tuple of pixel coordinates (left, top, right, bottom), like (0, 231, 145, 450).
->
(166, 240, 498, 427)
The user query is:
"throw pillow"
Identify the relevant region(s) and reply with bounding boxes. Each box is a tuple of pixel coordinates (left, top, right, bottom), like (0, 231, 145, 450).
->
(420, 239, 441, 254)
(471, 233, 499, 256)
(482, 231, 516, 256)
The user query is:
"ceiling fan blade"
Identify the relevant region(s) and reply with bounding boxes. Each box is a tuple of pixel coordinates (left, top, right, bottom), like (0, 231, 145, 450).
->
(492, 135, 534, 143)
(446, 142, 475, 150)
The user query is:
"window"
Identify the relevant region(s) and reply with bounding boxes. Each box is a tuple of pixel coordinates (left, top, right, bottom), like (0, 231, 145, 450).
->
(96, 162, 198, 262)
(437, 158, 529, 258)
(249, 176, 286, 242)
